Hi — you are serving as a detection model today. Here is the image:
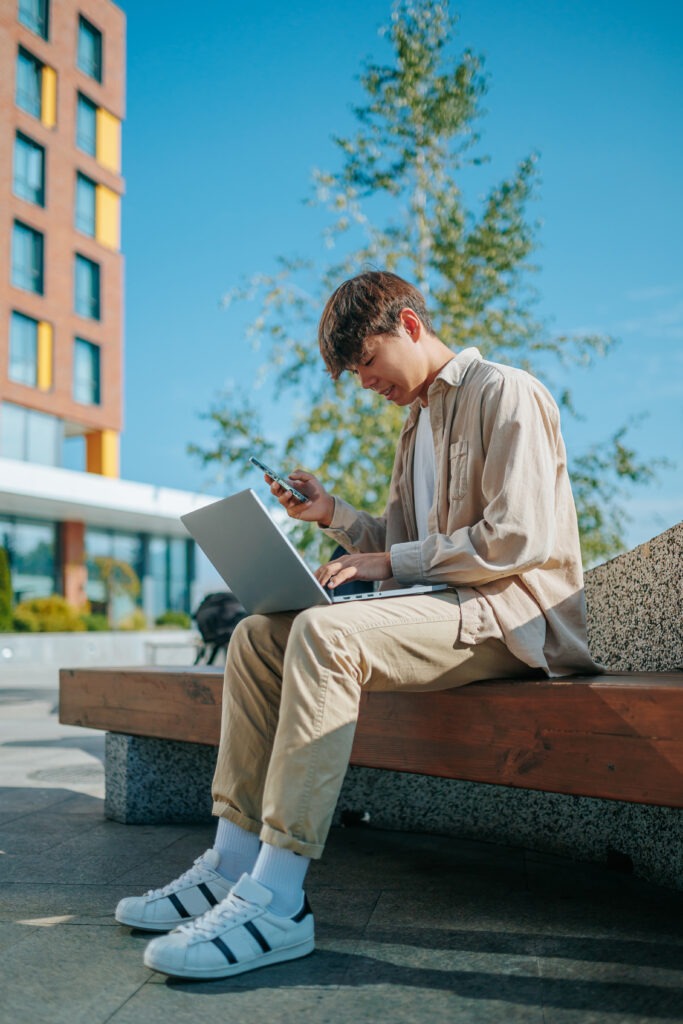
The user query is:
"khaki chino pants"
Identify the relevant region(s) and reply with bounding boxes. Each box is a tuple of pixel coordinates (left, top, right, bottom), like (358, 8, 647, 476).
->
(211, 591, 529, 858)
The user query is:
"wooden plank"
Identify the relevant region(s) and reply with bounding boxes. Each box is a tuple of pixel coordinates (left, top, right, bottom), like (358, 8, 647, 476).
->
(59, 666, 225, 746)
(350, 675, 683, 807)
(59, 667, 683, 807)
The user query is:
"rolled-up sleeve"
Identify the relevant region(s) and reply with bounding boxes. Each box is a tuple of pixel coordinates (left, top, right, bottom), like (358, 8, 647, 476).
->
(323, 496, 388, 553)
(390, 373, 560, 586)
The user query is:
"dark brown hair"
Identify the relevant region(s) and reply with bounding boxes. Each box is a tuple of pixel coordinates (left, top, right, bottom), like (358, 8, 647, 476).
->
(318, 271, 433, 379)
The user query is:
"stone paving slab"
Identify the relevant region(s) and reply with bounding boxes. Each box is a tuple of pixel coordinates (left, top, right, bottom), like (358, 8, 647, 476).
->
(1, 923, 150, 1024)
(0, 883, 138, 924)
(3, 684, 683, 1023)
(0, 684, 105, 800)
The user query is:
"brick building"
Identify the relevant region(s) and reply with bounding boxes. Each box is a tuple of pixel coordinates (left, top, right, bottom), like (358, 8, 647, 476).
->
(0, 0, 210, 624)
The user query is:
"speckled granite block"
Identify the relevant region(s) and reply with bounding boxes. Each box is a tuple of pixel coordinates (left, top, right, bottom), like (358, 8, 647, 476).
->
(104, 733, 216, 824)
(335, 766, 683, 889)
(585, 521, 683, 671)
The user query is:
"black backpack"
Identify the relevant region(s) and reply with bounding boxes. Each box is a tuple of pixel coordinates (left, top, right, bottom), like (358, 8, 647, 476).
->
(193, 592, 246, 664)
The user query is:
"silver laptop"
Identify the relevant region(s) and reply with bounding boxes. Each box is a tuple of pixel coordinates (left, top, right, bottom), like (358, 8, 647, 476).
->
(181, 488, 446, 615)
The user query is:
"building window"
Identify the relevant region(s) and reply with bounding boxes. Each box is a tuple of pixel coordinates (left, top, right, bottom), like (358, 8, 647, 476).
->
(16, 47, 42, 118)
(13, 132, 45, 206)
(75, 173, 96, 235)
(0, 516, 57, 603)
(168, 538, 192, 612)
(73, 338, 101, 405)
(77, 15, 102, 83)
(18, 0, 49, 40)
(76, 92, 97, 155)
(85, 528, 144, 623)
(74, 254, 100, 319)
(9, 312, 38, 387)
(147, 536, 194, 619)
(12, 221, 44, 295)
(0, 401, 61, 466)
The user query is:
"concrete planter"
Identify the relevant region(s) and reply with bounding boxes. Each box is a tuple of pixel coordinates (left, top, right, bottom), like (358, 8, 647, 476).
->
(0, 628, 200, 671)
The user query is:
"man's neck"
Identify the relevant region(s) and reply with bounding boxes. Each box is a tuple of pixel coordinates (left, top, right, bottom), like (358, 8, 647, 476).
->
(419, 339, 457, 406)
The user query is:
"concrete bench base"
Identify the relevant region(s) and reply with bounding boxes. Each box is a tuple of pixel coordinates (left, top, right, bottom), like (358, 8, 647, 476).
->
(105, 733, 216, 824)
(104, 731, 683, 891)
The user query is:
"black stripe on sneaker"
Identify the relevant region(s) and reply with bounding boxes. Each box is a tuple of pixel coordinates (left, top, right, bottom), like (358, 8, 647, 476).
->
(244, 920, 271, 953)
(198, 883, 219, 908)
(212, 937, 237, 964)
(292, 895, 312, 923)
(167, 893, 191, 919)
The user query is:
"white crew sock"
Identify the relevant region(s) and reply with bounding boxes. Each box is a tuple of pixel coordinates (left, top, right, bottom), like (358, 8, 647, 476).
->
(213, 817, 260, 881)
(250, 842, 311, 917)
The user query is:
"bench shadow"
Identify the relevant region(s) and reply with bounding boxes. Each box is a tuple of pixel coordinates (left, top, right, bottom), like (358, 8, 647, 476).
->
(0, 687, 59, 705)
(2, 734, 106, 763)
(164, 945, 683, 1018)
(360, 925, 683, 971)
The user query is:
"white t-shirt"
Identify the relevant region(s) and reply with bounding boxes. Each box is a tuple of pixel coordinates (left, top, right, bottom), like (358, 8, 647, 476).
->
(413, 404, 435, 541)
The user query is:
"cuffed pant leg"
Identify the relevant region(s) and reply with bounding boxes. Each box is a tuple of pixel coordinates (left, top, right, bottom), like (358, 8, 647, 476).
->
(211, 610, 296, 833)
(259, 592, 529, 858)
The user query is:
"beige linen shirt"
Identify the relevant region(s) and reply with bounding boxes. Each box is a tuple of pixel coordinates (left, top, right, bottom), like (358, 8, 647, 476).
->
(324, 347, 599, 677)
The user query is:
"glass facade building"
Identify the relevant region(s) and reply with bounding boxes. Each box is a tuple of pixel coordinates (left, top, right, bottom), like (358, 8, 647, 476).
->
(0, 516, 58, 603)
(1, 0, 199, 627)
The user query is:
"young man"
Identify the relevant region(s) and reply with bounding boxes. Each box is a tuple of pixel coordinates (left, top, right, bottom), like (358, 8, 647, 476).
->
(115, 271, 597, 980)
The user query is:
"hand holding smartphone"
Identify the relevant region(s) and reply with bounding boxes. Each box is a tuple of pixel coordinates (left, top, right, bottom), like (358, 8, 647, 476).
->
(248, 456, 309, 503)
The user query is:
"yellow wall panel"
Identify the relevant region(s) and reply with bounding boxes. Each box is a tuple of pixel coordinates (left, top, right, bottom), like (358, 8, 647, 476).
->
(96, 185, 120, 250)
(37, 321, 53, 390)
(86, 430, 120, 478)
(96, 109, 121, 174)
(41, 66, 57, 128)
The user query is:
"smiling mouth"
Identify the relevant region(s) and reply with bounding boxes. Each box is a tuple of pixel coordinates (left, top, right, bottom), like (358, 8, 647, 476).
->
(380, 386, 394, 400)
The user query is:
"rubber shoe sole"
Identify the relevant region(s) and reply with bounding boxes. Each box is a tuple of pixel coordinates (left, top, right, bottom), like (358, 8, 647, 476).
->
(144, 934, 315, 979)
(115, 908, 190, 933)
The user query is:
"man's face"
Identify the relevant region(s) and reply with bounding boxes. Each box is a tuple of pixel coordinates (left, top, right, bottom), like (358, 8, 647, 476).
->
(352, 321, 431, 407)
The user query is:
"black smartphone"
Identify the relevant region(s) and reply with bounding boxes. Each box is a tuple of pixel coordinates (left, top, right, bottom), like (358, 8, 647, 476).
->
(248, 456, 309, 503)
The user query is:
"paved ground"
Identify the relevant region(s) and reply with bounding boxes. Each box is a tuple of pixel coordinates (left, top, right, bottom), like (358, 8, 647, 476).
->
(2, 669, 683, 1024)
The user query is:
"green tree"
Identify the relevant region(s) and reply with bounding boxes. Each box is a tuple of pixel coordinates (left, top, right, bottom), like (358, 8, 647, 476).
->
(0, 547, 13, 631)
(191, 0, 659, 566)
(93, 557, 141, 627)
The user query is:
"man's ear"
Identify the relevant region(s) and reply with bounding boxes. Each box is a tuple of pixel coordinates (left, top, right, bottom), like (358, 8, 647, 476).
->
(399, 307, 422, 340)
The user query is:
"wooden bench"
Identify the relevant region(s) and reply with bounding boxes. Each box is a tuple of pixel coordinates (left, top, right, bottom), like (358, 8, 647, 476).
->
(59, 665, 683, 807)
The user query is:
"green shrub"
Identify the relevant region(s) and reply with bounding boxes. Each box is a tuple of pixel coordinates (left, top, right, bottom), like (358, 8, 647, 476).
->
(81, 613, 110, 632)
(117, 609, 148, 631)
(0, 547, 13, 631)
(155, 609, 192, 629)
(12, 609, 39, 632)
(13, 595, 86, 632)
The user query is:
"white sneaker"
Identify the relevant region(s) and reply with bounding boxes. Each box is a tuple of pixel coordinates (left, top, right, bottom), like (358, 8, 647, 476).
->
(143, 873, 315, 979)
(115, 849, 234, 932)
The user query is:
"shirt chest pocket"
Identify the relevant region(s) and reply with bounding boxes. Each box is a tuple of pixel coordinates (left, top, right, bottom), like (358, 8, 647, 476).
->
(448, 440, 469, 501)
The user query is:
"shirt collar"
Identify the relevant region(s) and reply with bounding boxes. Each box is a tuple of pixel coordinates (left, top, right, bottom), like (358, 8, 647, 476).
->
(405, 347, 483, 428)
(432, 347, 483, 387)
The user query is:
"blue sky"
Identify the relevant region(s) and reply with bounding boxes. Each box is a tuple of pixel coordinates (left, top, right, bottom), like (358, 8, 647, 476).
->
(114, 0, 682, 550)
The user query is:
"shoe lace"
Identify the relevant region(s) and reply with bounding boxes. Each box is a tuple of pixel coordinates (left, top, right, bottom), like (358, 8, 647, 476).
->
(144, 853, 212, 899)
(176, 894, 254, 940)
